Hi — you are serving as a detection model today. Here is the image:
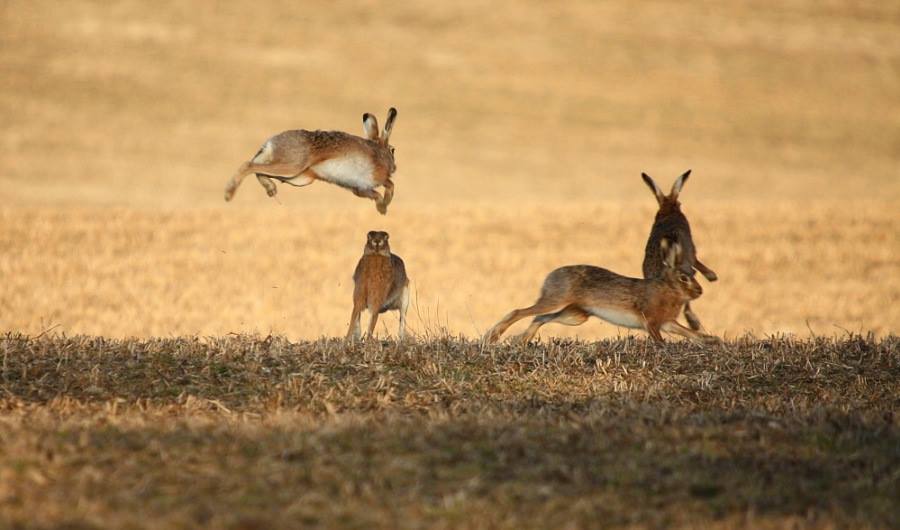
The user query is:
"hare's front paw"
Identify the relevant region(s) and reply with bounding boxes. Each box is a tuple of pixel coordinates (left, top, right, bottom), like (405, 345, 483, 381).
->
(701, 334, 723, 346)
(376, 201, 388, 215)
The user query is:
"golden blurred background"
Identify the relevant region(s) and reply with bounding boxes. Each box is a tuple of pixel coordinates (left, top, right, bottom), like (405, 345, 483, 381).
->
(2, 0, 899, 339)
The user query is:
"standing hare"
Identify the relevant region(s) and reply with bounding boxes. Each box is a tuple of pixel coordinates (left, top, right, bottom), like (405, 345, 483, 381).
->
(485, 240, 718, 344)
(225, 108, 398, 215)
(641, 170, 717, 331)
(347, 231, 410, 341)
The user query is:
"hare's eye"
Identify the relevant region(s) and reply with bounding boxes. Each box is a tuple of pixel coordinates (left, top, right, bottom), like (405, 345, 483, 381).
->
(679, 274, 690, 283)
(390, 147, 395, 156)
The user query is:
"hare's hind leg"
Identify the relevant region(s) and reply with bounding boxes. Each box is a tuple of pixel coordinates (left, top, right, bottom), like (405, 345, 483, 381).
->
(518, 305, 589, 344)
(486, 298, 569, 344)
(346, 304, 363, 342)
(257, 170, 317, 198)
(225, 161, 308, 201)
(256, 174, 278, 197)
(683, 302, 703, 331)
(398, 285, 410, 340)
(225, 161, 256, 201)
(366, 310, 381, 339)
(694, 259, 717, 282)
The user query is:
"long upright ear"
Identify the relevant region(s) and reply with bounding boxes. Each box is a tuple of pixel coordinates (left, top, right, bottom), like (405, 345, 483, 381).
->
(642, 172, 665, 205)
(670, 169, 691, 198)
(382, 107, 397, 144)
(661, 239, 682, 269)
(362, 113, 380, 140)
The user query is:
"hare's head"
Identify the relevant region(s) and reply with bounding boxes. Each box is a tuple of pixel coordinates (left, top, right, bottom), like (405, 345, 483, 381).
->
(660, 238, 702, 299)
(642, 170, 691, 216)
(362, 108, 398, 174)
(366, 230, 391, 255)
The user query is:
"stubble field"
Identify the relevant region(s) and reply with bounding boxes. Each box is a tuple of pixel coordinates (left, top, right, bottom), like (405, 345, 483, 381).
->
(2, 1, 899, 528)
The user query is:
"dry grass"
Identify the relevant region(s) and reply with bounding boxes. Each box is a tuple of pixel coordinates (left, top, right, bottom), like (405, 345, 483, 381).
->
(2, 1, 899, 340)
(1, 333, 898, 529)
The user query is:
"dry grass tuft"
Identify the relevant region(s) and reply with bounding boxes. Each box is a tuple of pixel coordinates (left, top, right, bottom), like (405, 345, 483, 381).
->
(1, 333, 897, 529)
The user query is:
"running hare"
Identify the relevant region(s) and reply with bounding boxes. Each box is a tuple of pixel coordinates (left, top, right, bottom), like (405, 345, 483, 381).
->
(224, 108, 398, 214)
(485, 240, 718, 344)
(641, 170, 717, 331)
(347, 231, 410, 341)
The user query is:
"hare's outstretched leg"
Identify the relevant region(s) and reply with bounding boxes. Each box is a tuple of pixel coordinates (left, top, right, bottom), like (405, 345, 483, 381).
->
(661, 321, 719, 344)
(486, 298, 569, 344)
(351, 187, 386, 214)
(683, 302, 703, 331)
(694, 259, 717, 282)
(377, 179, 394, 215)
(256, 174, 278, 197)
(366, 309, 381, 339)
(518, 305, 589, 344)
(225, 162, 307, 201)
(398, 285, 410, 340)
(642, 320, 666, 343)
(257, 170, 317, 197)
(346, 305, 363, 341)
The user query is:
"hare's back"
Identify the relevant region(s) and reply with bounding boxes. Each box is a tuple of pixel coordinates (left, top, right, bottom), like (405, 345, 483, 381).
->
(543, 265, 628, 293)
(390, 254, 409, 286)
(261, 129, 366, 164)
(643, 216, 696, 277)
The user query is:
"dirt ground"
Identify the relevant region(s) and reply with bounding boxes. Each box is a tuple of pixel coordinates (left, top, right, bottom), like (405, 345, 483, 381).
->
(2, 1, 899, 341)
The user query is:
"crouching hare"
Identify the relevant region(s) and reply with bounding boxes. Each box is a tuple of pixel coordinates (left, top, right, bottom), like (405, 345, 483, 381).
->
(641, 170, 717, 331)
(347, 231, 410, 341)
(485, 240, 719, 344)
(225, 108, 399, 215)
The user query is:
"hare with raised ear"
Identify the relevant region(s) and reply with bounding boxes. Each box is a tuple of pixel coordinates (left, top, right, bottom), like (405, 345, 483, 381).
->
(346, 231, 411, 341)
(224, 108, 399, 214)
(641, 170, 717, 331)
(485, 239, 719, 344)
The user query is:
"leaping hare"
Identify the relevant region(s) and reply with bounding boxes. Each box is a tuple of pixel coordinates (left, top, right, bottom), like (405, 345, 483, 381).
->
(347, 231, 410, 341)
(641, 170, 717, 331)
(485, 240, 718, 344)
(224, 108, 398, 215)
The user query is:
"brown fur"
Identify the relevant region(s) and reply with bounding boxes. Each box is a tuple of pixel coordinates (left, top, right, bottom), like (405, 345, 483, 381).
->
(347, 231, 411, 341)
(486, 241, 720, 344)
(641, 170, 717, 331)
(225, 108, 398, 214)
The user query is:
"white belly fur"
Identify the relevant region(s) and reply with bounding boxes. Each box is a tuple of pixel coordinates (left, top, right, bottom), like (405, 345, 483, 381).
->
(588, 307, 645, 329)
(313, 155, 376, 190)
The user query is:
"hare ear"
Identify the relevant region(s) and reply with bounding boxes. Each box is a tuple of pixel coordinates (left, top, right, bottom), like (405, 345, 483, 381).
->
(382, 107, 397, 144)
(363, 113, 380, 141)
(670, 169, 691, 198)
(661, 239, 681, 269)
(642, 172, 665, 205)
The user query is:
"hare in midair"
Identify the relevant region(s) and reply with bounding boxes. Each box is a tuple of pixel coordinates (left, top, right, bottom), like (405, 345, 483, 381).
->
(225, 108, 398, 214)
(641, 170, 717, 331)
(486, 239, 719, 344)
(347, 231, 410, 341)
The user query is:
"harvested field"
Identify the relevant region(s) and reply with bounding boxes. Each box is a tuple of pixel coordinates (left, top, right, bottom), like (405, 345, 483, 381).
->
(1, 202, 898, 341)
(1, 334, 898, 529)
